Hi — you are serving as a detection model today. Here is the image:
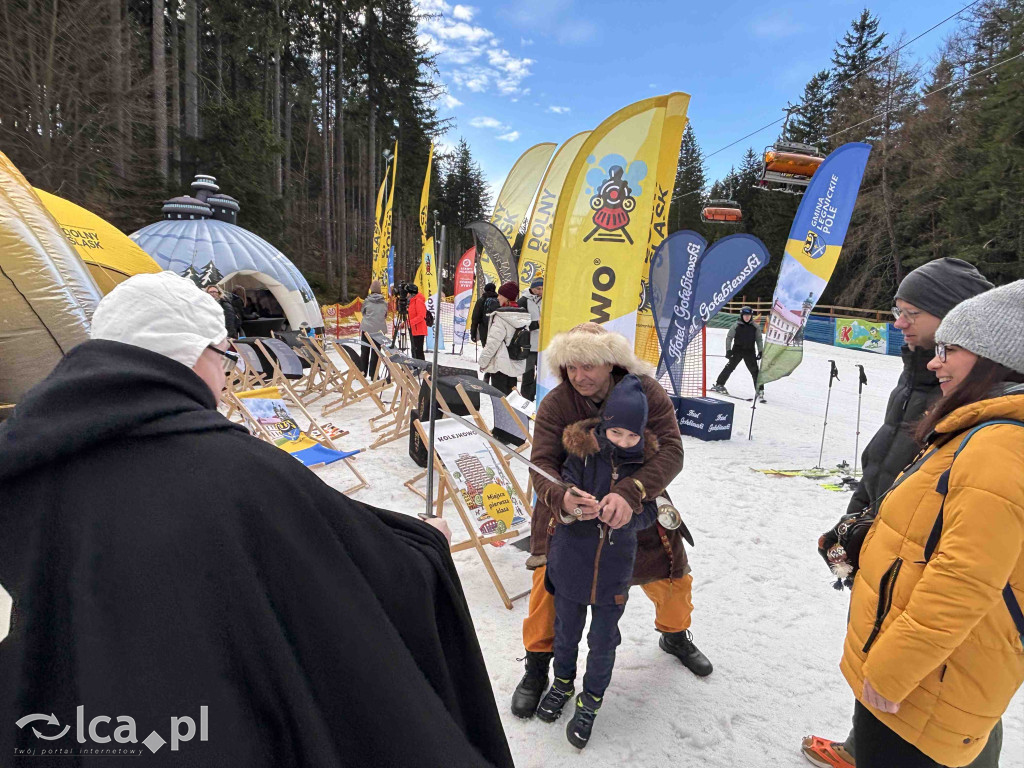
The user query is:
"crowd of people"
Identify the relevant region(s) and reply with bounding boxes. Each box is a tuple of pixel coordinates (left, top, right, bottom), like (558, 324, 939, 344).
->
(1, 260, 1022, 767)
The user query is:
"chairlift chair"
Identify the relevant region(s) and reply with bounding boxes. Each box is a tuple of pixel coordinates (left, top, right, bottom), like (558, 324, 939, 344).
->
(700, 199, 743, 224)
(756, 141, 824, 194)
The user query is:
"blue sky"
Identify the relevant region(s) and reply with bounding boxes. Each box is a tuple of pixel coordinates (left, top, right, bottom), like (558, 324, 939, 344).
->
(417, 0, 972, 202)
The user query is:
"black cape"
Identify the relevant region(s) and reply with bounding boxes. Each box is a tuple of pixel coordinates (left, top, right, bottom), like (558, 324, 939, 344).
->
(0, 340, 513, 767)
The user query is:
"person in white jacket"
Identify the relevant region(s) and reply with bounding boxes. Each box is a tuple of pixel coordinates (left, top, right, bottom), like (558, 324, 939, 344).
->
(517, 278, 542, 400)
(479, 281, 532, 395)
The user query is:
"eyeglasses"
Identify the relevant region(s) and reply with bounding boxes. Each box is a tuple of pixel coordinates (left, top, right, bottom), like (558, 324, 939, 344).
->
(891, 306, 923, 323)
(935, 342, 949, 363)
(207, 345, 240, 373)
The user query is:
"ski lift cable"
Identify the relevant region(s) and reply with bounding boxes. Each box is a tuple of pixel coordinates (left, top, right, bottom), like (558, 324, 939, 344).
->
(679, 0, 984, 190)
(823, 0, 983, 102)
(824, 48, 1024, 142)
(672, 46, 1024, 203)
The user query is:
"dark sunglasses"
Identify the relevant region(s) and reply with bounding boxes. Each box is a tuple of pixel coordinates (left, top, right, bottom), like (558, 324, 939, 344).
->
(207, 345, 240, 373)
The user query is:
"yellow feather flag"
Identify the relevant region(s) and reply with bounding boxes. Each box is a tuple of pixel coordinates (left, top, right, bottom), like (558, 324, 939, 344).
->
(472, 142, 556, 310)
(372, 141, 398, 294)
(635, 111, 689, 363)
(517, 131, 591, 294)
(370, 177, 387, 285)
(419, 142, 434, 247)
(537, 93, 690, 399)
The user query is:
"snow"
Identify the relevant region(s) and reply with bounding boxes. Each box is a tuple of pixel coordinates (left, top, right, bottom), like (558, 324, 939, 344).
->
(2, 330, 1021, 766)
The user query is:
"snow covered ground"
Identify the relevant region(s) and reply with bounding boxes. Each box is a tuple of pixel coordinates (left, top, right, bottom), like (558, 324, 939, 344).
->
(2, 329, 1021, 766)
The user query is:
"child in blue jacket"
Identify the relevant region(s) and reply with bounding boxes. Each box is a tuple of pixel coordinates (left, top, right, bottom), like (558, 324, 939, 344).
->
(536, 374, 659, 749)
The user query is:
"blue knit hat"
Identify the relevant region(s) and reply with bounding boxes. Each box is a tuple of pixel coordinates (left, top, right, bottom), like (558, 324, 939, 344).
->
(600, 374, 648, 437)
(530, 277, 544, 290)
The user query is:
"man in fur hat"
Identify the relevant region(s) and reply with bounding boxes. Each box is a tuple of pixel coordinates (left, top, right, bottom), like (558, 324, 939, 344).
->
(511, 322, 712, 720)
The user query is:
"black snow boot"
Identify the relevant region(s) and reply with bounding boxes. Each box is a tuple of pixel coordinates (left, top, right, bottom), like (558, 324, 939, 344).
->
(511, 651, 552, 719)
(565, 692, 601, 749)
(535, 677, 575, 723)
(659, 630, 714, 677)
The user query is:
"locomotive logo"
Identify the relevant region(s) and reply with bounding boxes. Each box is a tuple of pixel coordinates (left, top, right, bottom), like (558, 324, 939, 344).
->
(584, 165, 637, 244)
(803, 230, 827, 260)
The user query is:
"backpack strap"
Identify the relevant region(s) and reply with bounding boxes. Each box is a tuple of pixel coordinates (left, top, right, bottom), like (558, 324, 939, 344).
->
(922, 419, 1024, 646)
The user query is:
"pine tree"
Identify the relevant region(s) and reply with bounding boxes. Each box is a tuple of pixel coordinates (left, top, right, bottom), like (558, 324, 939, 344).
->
(829, 10, 888, 145)
(668, 123, 705, 234)
(786, 70, 832, 145)
(831, 9, 887, 90)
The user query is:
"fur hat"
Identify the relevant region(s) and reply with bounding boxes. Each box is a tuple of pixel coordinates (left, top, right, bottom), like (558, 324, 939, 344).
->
(498, 281, 519, 302)
(545, 322, 653, 379)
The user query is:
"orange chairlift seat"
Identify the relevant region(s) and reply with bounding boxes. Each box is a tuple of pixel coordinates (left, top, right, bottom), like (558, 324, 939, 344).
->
(758, 141, 824, 193)
(700, 200, 743, 224)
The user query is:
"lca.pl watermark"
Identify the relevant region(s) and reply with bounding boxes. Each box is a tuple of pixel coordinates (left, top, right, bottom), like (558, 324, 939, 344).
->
(14, 705, 209, 756)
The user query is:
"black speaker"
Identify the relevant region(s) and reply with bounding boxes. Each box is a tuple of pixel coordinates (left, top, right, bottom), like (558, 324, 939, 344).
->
(408, 408, 428, 468)
(417, 376, 480, 420)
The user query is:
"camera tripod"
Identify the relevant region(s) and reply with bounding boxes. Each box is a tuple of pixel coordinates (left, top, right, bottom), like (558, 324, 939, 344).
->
(391, 305, 410, 352)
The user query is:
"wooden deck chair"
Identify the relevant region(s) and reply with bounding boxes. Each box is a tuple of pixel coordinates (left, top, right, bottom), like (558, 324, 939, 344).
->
(222, 341, 270, 421)
(320, 338, 390, 416)
(228, 385, 364, 493)
(231, 340, 271, 390)
(403, 375, 532, 518)
(408, 416, 529, 610)
(253, 337, 319, 405)
(451, 379, 536, 503)
(367, 347, 423, 449)
(272, 330, 328, 398)
(296, 334, 352, 403)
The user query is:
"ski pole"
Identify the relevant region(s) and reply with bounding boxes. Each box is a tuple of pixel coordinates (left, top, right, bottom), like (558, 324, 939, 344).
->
(817, 360, 840, 468)
(854, 364, 867, 477)
(424, 224, 447, 519)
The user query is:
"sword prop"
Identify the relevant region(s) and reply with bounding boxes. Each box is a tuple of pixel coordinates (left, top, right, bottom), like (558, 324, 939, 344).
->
(435, 408, 686, 533)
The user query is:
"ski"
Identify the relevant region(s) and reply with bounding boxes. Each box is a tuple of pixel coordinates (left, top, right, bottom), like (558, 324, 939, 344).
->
(713, 392, 754, 402)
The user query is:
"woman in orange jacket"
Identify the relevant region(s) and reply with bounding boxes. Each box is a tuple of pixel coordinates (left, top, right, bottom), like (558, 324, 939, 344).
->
(840, 279, 1024, 768)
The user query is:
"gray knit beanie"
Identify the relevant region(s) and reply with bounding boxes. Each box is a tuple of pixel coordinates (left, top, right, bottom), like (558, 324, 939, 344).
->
(894, 258, 993, 318)
(935, 279, 1024, 375)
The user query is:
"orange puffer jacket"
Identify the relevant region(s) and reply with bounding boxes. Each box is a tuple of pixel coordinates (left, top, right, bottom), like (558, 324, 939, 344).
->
(841, 388, 1024, 767)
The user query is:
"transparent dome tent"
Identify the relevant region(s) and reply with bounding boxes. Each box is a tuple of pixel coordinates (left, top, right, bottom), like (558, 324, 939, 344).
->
(131, 175, 323, 332)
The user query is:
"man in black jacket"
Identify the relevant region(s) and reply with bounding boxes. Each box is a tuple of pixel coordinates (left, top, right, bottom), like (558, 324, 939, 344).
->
(0, 272, 514, 768)
(470, 282, 500, 346)
(802, 257, 994, 768)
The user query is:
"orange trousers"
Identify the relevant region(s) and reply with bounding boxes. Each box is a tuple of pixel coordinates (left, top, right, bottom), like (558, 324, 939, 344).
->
(522, 565, 694, 653)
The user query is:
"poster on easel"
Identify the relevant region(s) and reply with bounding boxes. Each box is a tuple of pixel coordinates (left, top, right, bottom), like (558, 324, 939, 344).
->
(432, 419, 529, 545)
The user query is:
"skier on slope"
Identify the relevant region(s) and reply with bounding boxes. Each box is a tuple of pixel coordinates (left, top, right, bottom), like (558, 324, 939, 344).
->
(711, 306, 765, 403)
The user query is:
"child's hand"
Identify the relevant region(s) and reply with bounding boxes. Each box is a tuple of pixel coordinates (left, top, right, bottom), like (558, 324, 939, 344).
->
(598, 493, 634, 529)
(562, 488, 600, 520)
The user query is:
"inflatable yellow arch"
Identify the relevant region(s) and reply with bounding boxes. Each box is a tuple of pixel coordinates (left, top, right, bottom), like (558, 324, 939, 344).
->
(34, 189, 161, 293)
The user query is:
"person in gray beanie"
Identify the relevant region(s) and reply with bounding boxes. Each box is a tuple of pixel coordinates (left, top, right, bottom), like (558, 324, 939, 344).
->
(893, 257, 994, 320)
(931, 279, 1024, 383)
(803, 258, 997, 768)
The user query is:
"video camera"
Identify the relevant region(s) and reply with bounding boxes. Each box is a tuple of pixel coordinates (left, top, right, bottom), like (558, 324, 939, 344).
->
(395, 282, 412, 315)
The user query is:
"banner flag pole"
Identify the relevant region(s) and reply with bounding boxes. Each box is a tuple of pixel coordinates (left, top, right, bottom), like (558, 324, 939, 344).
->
(425, 223, 446, 519)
